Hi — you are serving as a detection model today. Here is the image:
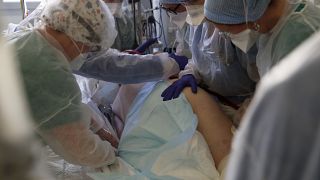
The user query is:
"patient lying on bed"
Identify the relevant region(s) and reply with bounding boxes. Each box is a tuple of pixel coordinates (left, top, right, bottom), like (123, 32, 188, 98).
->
(90, 80, 232, 179)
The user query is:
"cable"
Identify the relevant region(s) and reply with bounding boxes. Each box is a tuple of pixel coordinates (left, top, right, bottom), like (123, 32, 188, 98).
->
(155, 17, 163, 39)
(149, 0, 153, 9)
(20, 0, 25, 19)
(130, 0, 139, 49)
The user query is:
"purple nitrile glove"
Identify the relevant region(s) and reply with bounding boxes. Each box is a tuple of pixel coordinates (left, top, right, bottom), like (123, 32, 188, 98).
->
(134, 38, 158, 53)
(169, 53, 188, 70)
(161, 74, 197, 101)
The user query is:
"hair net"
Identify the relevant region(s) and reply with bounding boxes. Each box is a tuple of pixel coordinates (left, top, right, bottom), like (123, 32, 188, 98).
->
(41, 0, 118, 49)
(159, 0, 189, 4)
(204, 0, 271, 24)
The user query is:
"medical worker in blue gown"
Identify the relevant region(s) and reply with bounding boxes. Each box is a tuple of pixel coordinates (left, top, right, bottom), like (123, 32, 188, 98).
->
(204, 0, 320, 78)
(227, 30, 320, 180)
(159, 2, 192, 58)
(5, 0, 129, 168)
(160, 0, 258, 108)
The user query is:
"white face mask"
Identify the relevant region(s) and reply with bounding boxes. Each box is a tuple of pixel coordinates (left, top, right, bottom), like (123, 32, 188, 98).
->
(69, 41, 90, 70)
(169, 11, 188, 29)
(70, 54, 88, 70)
(185, 5, 204, 26)
(106, 3, 123, 17)
(229, 29, 260, 53)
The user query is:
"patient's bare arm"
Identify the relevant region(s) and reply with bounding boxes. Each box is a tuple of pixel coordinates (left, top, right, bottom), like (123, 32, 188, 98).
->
(182, 87, 233, 168)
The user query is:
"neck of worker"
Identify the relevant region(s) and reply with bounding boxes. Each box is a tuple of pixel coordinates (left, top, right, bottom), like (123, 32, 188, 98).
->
(255, 0, 288, 33)
(38, 26, 85, 62)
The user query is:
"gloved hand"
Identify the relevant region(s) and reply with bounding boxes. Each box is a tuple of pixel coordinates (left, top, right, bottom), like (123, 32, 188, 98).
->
(123, 38, 158, 54)
(161, 74, 197, 101)
(169, 53, 188, 70)
(136, 38, 158, 53)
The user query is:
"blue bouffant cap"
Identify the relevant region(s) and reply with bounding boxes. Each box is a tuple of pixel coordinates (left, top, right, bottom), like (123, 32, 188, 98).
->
(204, 0, 271, 24)
(159, 0, 189, 4)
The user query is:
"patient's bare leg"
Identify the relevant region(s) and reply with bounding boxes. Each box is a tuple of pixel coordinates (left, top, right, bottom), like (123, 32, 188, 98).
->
(182, 87, 233, 167)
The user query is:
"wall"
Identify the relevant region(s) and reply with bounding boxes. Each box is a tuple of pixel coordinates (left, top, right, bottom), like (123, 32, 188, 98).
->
(0, 1, 39, 31)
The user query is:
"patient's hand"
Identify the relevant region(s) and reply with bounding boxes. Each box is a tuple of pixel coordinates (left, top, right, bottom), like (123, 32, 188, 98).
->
(96, 128, 119, 148)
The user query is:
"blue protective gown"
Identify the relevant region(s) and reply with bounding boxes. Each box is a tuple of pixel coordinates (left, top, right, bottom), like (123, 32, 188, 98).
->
(74, 49, 179, 84)
(181, 21, 258, 97)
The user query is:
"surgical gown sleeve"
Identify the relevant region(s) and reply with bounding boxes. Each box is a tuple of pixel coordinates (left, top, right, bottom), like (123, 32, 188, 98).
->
(75, 48, 180, 84)
(9, 30, 116, 167)
(227, 32, 320, 180)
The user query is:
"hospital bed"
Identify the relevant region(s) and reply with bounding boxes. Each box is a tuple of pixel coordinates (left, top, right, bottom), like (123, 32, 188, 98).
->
(45, 75, 222, 180)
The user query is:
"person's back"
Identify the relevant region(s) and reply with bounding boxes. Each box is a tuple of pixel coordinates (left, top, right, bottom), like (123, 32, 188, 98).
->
(7, 30, 82, 129)
(0, 28, 53, 180)
(4, 0, 120, 168)
(227, 30, 320, 180)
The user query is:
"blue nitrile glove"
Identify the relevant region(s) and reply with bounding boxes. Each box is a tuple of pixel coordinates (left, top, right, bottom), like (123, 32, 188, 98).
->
(161, 74, 197, 101)
(135, 38, 158, 53)
(169, 53, 188, 70)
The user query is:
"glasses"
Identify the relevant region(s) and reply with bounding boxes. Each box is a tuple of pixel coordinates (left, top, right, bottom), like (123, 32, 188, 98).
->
(160, 4, 181, 15)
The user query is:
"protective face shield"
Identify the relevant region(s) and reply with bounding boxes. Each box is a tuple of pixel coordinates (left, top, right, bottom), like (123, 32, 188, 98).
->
(229, 29, 260, 53)
(169, 11, 188, 29)
(185, 5, 204, 26)
(106, 3, 123, 17)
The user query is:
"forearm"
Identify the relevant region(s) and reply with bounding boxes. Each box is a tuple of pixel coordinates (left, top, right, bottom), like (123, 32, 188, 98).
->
(41, 121, 116, 167)
(76, 50, 179, 84)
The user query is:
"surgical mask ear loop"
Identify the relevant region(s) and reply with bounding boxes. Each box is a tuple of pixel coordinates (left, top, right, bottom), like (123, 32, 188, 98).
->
(243, 0, 261, 32)
(71, 39, 85, 58)
(243, 0, 249, 25)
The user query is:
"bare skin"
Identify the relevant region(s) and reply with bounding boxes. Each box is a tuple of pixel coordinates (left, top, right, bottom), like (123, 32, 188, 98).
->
(111, 81, 232, 168)
(38, 26, 90, 62)
(182, 86, 232, 167)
